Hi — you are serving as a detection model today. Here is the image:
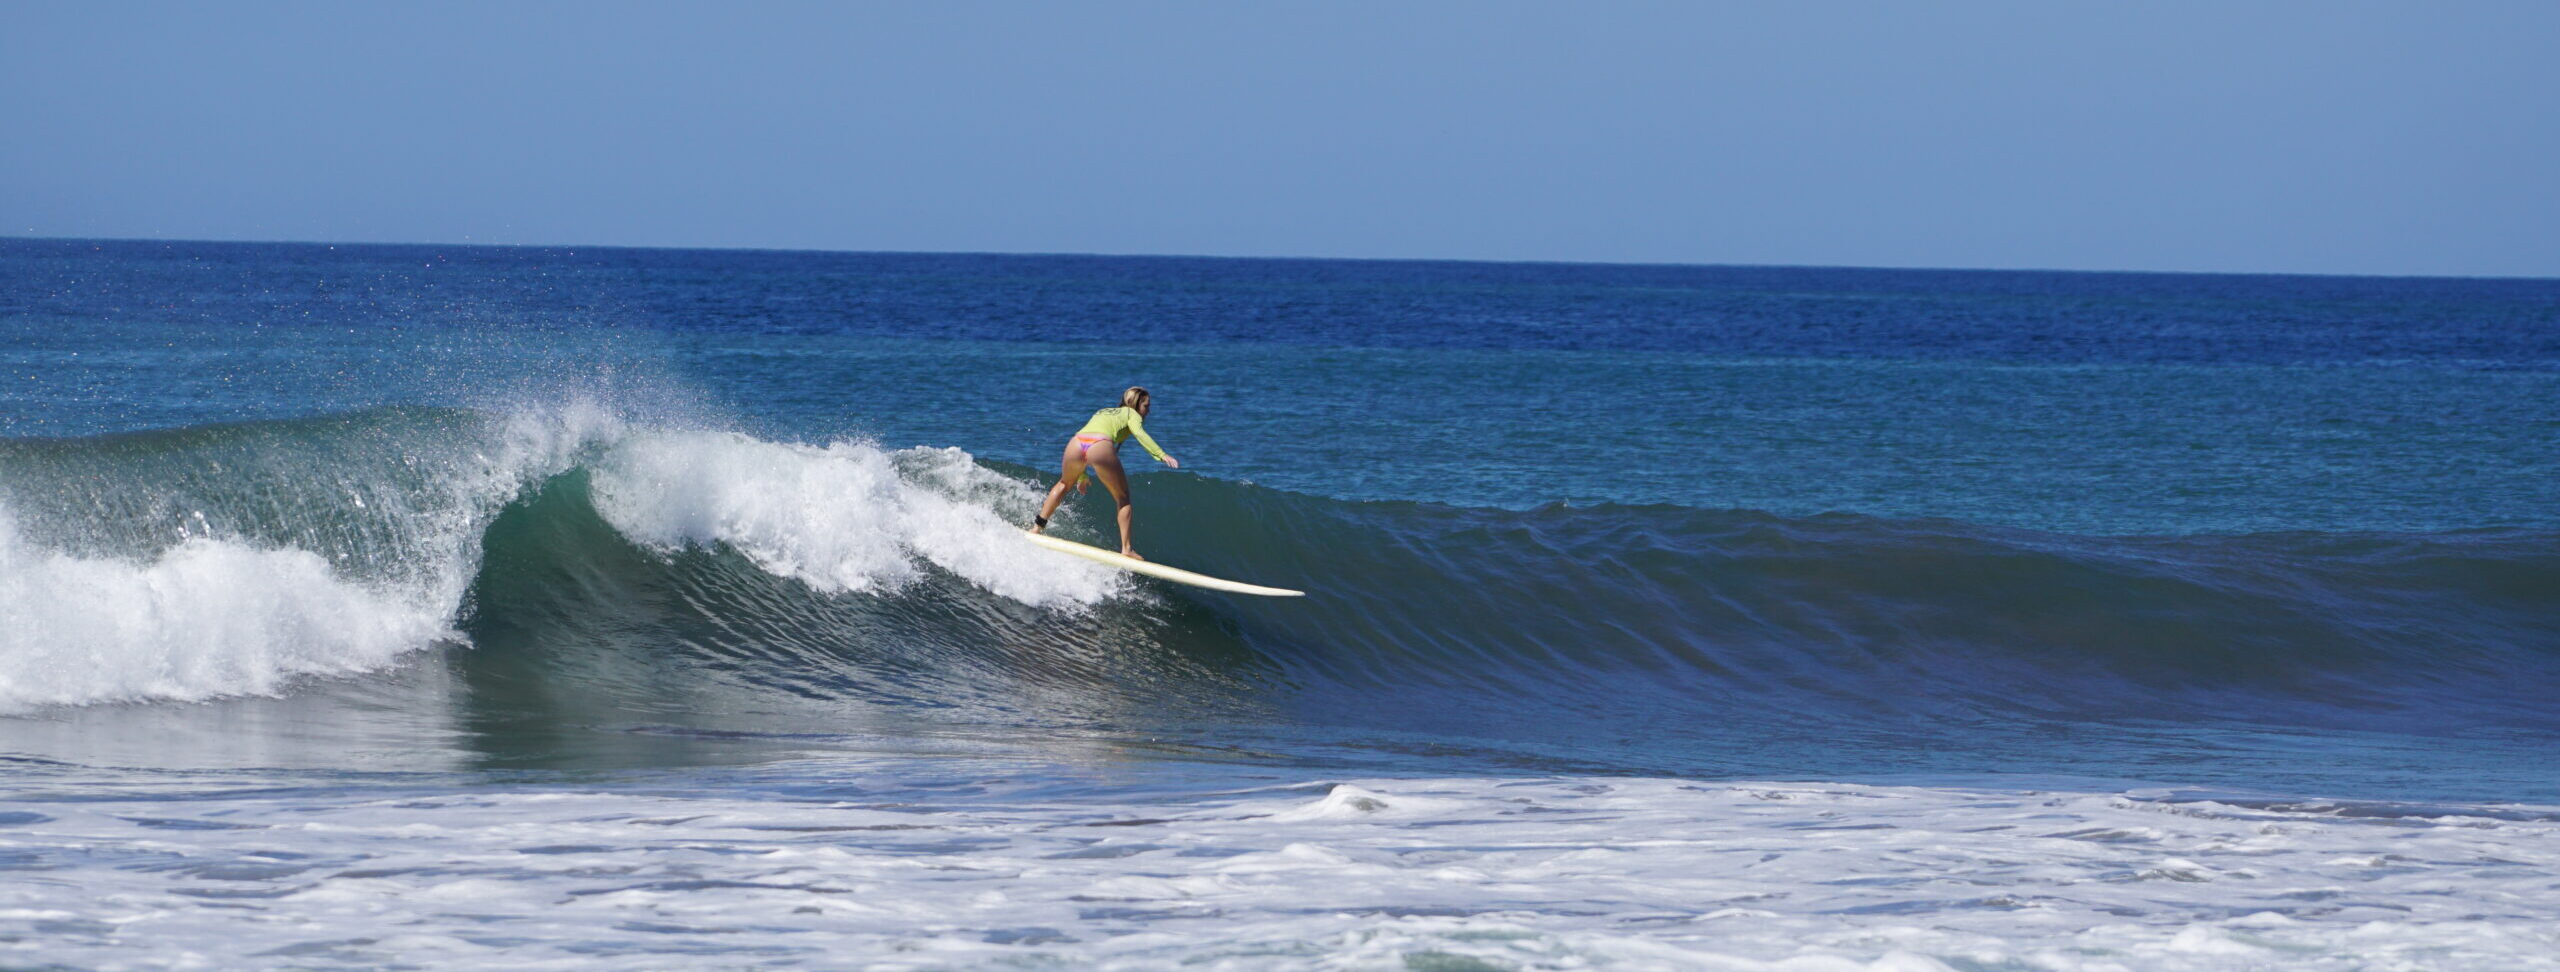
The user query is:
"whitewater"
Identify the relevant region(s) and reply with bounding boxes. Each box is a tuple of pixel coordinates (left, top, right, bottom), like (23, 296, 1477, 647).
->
(3, 240, 2557, 969)
(8, 765, 2558, 971)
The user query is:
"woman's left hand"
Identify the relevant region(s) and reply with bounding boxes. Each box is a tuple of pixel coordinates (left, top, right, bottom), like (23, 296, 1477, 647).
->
(1164, 456, 1182, 470)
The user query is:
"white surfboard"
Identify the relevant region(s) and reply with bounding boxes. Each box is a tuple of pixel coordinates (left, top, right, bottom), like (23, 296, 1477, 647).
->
(1023, 532, 1305, 597)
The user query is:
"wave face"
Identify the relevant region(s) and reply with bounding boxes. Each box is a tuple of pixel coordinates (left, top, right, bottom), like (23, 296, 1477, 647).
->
(1193, 487, 2560, 739)
(4, 408, 2556, 786)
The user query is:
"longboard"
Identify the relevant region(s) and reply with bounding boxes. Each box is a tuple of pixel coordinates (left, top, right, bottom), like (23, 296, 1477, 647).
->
(1022, 532, 1305, 597)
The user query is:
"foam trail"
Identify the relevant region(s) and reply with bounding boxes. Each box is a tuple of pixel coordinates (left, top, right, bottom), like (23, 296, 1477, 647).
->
(589, 432, 1124, 608)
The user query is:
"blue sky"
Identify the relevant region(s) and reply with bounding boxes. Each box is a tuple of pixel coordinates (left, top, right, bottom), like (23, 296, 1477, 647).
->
(4, 1, 2554, 276)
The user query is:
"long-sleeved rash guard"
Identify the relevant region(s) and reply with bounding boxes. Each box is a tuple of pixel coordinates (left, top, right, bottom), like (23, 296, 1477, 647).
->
(1075, 406, 1170, 463)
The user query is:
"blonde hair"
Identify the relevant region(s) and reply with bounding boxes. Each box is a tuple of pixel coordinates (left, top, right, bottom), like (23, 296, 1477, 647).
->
(1120, 386, 1150, 410)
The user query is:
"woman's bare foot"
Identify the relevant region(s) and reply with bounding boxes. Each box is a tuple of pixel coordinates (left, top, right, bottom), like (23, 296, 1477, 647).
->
(1121, 549, 1145, 561)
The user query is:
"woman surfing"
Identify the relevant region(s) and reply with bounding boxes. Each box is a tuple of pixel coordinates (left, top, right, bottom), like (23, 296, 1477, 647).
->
(1028, 386, 1179, 560)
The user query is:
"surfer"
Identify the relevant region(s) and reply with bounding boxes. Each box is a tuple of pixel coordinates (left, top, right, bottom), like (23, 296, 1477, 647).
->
(1028, 387, 1179, 559)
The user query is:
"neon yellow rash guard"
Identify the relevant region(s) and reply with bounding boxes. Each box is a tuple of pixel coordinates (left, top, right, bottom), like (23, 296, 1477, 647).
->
(1075, 407, 1170, 463)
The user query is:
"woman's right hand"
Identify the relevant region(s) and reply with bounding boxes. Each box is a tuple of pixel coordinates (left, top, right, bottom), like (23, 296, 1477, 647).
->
(1164, 456, 1181, 470)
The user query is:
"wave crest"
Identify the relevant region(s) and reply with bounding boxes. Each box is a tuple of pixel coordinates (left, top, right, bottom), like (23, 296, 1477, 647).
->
(591, 432, 1122, 607)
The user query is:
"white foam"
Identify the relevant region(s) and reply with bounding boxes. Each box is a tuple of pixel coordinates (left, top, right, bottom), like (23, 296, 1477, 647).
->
(5, 771, 2555, 969)
(1268, 783, 1469, 821)
(589, 431, 1124, 608)
(0, 518, 454, 710)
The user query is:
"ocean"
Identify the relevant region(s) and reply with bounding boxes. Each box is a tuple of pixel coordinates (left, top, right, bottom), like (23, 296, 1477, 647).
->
(2, 237, 2556, 969)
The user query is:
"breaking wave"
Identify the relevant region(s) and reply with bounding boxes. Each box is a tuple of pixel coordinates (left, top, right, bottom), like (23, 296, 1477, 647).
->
(3, 406, 2554, 758)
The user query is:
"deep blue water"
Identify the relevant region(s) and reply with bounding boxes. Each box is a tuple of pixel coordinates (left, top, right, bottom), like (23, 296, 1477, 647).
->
(2, 237, 2556, 803)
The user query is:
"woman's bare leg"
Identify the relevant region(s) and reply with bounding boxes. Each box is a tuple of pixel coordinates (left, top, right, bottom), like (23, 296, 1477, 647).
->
(1087, 446, 1141, 559)
(1030, 440, 1088, 533)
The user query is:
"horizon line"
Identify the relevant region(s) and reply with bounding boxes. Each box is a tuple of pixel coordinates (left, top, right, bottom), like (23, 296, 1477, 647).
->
(7, 232, 2555, 285)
